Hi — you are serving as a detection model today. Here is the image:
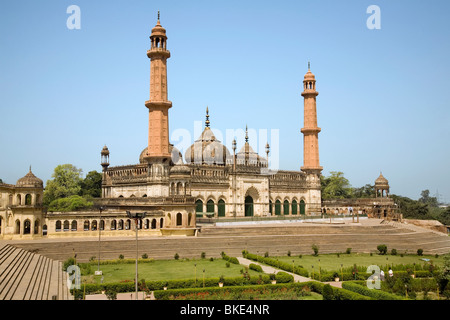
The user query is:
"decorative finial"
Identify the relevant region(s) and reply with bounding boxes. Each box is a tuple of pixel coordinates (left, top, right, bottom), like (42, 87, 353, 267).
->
(29, 165, 32, 172)
(245, 125, 249, 143)
(205, 106, 210, 128)
(308, 61, 310, 70)
(158, 11, 160, 21)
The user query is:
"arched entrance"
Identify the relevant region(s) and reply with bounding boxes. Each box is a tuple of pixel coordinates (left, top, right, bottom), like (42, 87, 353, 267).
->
(245, 196, 253, 217)
(300, 200, 306, 215)
(218, 199, 225, 217)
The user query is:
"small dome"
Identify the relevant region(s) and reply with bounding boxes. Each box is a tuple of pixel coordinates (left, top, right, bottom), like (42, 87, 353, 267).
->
(304, 69, 315, 80)
(236, 142, 267, 167)
(185, 127, 231, 165)
(16, 168, 43, 188)
(375, 173, 389, 186)
(101, 145, 109, 156)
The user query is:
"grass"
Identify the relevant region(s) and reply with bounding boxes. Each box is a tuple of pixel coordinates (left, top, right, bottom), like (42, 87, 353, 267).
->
(273, 252, 447, 273)
(84, 258, 261, 284)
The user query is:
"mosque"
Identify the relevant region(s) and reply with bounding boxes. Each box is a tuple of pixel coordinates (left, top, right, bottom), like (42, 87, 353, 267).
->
(0, 15, 398, 239)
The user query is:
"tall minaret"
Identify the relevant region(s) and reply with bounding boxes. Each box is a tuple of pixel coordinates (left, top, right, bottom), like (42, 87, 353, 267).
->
(144, 11, 172, 161)
(301, 63, 322, 173)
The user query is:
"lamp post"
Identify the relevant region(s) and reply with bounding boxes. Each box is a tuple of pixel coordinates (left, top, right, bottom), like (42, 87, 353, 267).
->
(126, 210, 147, 300)
(232, 138, 237, 217)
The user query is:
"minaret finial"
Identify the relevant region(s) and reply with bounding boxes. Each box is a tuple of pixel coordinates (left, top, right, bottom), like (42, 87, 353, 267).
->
(308, 61, 310, 70)
(205, 106, 210, 128)
(158, 11, 160, 21)
(245, 125, 249, 143)
(29, 165, 32, 172)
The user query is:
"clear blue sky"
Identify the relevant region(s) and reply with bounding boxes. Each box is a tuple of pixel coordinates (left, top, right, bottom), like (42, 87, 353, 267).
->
(0, 0, 449, 202)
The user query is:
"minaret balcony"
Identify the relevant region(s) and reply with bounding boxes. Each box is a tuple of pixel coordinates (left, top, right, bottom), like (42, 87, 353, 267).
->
(147, 49, 170, 59)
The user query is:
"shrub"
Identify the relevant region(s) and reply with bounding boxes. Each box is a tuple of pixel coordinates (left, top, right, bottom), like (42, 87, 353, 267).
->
(377, 244, 388, 255)
(119, 254, 124, 260)
(275, 272, 294, 283)
(142, 253, 148, 259)
(201, 252, 206, 259)
(249, 263, 263, 273)
(62, 257, 76, 272)
(322, 284, 334, 300)
(287, 251, 291, 257)
(312, 244, 319, 256)
(417, 249, 423, 256)
(105, 287, 118, 300)
(174, 253, 180, 260)
(342, 282, 404, 300)
(391, 249, 397, 256)
(264, 252, 269, 257)
(225, 262, 230, 268)
(346, 248, 352, 254)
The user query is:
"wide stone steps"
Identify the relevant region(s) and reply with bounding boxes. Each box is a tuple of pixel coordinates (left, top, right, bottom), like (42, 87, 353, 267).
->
(0, 244, 71, 300)
(10, 222, 450, 263)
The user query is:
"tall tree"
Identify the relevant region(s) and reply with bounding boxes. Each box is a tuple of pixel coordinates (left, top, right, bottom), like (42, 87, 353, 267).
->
(79, 170, 102, 198)
(321, 171, 353, 199)
(43, 164, 83, 207)
(419, 189, 438, 207)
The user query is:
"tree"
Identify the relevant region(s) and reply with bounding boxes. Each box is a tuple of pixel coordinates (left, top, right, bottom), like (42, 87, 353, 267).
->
(419, 190, 438, 208)
(321, 171, 353, 199)
(47, 195, 93, 212)
(352, 184, 375, 198)
(43, 164, 83, 207)
(79, 171, 102, 198)
(0, 178, 3, 184)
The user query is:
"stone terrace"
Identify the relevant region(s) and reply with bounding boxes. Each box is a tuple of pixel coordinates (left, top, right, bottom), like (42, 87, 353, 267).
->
(4, 218, 449, 263)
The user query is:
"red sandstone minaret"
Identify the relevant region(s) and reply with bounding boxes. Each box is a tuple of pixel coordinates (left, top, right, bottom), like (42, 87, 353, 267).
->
(144, 11, 172, 160)
(301, 63, 322, 173)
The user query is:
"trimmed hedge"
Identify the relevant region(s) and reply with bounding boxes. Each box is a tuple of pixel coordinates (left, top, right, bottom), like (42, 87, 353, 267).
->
(342, 282, 405, 300)
(71, 275, 274, 299)
(243, 252, 309, 277)
(249, 263, 263, 273)
(154, 281, 372, 300)
(221, 252, 239, 265)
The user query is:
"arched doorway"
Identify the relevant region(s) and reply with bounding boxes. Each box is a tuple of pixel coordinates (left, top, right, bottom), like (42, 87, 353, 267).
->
(300, 200, 306, 215)
(206, 199, 214, 215)
(195, 199, 203, 213)
(24, 220, 31, 234)
(283, 200, 289, 215)
(218, 199, 225, 217)
(291, 200, 298, 215)
(275, 200, 281, 215)
(245, 196, 253, 217)
(176, 213, 183, 226)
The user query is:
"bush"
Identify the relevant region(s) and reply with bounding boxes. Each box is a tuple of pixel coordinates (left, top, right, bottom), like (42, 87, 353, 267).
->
(249, 263, 263, 273)
(174, 253, 180, 260)
(275, 272, 294, 283)
(322, 284, 334, 300)
(391, 249, 397, 256)
(201, 252, 206, 259)
(377, 244, 388, 255)
(417, 249, 423, 256)
(342, 282, 404, 300)
(142, 253, 148, 259)
(346, 248, 352, 254)
(312, 244, 319, 256)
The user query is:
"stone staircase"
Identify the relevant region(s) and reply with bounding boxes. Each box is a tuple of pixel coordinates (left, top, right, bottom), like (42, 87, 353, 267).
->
(0, 244, 72, 300)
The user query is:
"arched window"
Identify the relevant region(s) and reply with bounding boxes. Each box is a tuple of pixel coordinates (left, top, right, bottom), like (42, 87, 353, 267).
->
(144, 219, 149, 229)
(24, 220, 31, 234)
(34, 220, 40, 234)
(300, 200, 306, 215)
(118, 219, 124, 230)
(83, 220, 90, 231)
(71, 220, 77, 231)
(43, 224, 47, 236)
(245, 196, 253, 217)
(196, 199, 203, 213)
(16, 194, 22, 206)
(25, 194, 32, 206)
(275, 200, 281, 215)
(151, 219, 157, 229)
(56, 220, 62, 232)
(100, 220, 105, 231)
(206, 199, 214, 214)
(126, 219, 131, 230)
(218, 199, 225, 217)
(111, 220, 117, 230)
(176, 213, 183, 226)
(91, 220, 97, 231)
(283, 200, 289, 215)
(269, 200, 273, 215)
(291, 200, 298, 215)
(63, 220, 70, 231)
(160, 218, 164, 228)
(177, 182, 183, 195)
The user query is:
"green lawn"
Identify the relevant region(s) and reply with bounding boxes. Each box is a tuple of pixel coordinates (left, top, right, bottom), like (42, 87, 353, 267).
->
(84, 258, 261, 284)
(274, 253, 447, 273)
